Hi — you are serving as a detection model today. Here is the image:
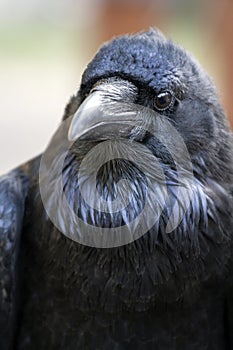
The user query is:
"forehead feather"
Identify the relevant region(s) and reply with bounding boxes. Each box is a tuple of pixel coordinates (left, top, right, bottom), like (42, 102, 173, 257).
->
(82, 30, 189, 89)
(81, 29, 215, 103)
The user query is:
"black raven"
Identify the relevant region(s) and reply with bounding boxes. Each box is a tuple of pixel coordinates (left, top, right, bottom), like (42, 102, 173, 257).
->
(1, 29, 233, 349)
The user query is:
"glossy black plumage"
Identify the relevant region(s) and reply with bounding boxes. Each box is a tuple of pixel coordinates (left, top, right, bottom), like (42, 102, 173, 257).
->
(0, 29, 233, 349)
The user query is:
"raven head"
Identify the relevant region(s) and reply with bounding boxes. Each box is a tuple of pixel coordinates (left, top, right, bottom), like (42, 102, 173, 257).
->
(65, 29, 233, 182)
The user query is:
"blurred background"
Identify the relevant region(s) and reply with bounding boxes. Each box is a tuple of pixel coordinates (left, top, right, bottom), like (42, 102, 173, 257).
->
(0, 0, 232, 174)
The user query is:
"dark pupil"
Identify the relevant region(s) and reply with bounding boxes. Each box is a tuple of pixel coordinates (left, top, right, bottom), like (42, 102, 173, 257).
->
(156, 92, 171, 109)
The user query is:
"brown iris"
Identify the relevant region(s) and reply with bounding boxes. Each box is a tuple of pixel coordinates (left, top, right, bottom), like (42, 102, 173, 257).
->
(154, 91, 173, 111)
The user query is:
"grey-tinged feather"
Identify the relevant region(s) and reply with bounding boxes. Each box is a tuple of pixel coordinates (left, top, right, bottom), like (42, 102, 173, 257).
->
(0, 170, 28, 350)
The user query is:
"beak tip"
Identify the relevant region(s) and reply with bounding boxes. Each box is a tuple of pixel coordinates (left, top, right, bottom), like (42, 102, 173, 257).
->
(68, 123, 78, 142)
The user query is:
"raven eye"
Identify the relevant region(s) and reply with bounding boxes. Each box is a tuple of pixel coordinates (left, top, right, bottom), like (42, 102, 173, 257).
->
(154, 91, 173, 111)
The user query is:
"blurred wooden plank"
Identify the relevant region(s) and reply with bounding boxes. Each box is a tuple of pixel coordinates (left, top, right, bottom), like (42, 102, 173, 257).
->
(96, 0, 168, 43)
(210, 0, 233, 127)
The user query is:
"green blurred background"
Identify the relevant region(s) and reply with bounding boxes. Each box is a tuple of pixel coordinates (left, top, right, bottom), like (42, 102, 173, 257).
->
(0, 0, 231, 174)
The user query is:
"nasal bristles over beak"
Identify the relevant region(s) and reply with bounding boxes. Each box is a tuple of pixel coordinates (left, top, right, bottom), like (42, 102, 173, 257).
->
(68, 78, 140, 142)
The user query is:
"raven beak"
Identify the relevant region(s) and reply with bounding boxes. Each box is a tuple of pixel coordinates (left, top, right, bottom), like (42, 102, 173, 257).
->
(68, 81, 140, 142)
